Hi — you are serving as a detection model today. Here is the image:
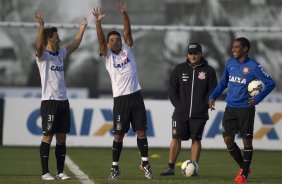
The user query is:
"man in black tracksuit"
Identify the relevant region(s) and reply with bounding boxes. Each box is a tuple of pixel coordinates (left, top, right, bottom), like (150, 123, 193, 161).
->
(161, 43, 218, 176)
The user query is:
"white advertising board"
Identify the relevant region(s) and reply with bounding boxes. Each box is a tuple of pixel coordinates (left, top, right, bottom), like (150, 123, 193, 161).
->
(3, 98, 282, 150)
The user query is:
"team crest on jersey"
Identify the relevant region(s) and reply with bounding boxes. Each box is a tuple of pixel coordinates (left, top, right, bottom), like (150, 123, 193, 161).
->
(242, 66, 249, 74)
(198, 71, 206, 80)
(120, 50, 127, 57)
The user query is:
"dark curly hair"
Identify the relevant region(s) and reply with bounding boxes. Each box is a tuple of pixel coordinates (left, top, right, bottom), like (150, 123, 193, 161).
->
(43, 27, 58, 46)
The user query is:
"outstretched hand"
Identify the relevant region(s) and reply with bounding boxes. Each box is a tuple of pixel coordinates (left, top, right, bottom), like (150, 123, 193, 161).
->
(248, 97, 257, 106)
(80, 17, 88, 29)
(35, 11, 44, 26)
(117, 1, 127, 14)
(92, 6, 106, 22)
(208, 99, 215, 111)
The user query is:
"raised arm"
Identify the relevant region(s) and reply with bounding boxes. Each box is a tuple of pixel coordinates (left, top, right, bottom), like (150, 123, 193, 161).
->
(66, 17, 88, 55)
(35, 11, 44, 58)
(92, 6, 107, 56)
(118, 2, 133, 47)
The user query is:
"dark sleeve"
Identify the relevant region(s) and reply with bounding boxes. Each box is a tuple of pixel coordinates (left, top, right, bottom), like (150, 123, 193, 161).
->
(208, 67, 218, 97)
(168, 66, 180, 107)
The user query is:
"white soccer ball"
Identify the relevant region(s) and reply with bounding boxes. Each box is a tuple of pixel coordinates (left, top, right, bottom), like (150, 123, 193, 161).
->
(247, 79, 265, 97)
(181, 160, 199, 177)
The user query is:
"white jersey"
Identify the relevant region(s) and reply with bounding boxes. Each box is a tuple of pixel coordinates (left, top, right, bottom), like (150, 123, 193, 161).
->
(105, 44, 141, 97)
(36, 48, 68, 100)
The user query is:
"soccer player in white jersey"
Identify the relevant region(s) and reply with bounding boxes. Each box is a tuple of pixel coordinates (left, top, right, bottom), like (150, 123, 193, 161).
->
(35, 12, 87, 181)
(92, 2, 153, 180)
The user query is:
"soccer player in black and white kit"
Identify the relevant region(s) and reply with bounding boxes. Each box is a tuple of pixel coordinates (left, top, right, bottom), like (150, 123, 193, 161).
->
(35, 12, 87, 180)
(92, 2, 153, 180)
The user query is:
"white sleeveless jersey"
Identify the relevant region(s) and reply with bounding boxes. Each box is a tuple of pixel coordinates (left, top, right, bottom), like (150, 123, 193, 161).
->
(105, 44, 141, 97)
(36, 48, 68, 100)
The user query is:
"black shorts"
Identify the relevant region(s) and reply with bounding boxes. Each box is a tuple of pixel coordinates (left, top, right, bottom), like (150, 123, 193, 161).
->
(113, 91, 147, 134)
(40, 100, 71, 135)
(222, 107, 255, 139)
(172, 117, 207, 140)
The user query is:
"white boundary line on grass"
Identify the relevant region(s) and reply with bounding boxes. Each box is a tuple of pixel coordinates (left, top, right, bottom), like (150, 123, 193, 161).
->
(65, 155, 95, 184)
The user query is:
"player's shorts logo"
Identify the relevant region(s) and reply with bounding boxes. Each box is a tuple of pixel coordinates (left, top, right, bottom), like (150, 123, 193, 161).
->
(47, 122, 53, 131)
(116, 122, 122, 131)
(172, 127, 177, 135)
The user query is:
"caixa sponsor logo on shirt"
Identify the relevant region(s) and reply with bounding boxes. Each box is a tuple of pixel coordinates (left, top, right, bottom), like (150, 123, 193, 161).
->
(51, 65, 64, 71)
(113, 58, 131, 68)
(229, 76, 247, 84)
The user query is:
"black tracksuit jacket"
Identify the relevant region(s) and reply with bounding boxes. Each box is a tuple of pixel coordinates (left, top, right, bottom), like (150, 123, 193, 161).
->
(169, 58, 218, 119)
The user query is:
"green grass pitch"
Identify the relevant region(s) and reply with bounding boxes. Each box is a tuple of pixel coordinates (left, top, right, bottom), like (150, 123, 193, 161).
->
(0, 146, 281, 184)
